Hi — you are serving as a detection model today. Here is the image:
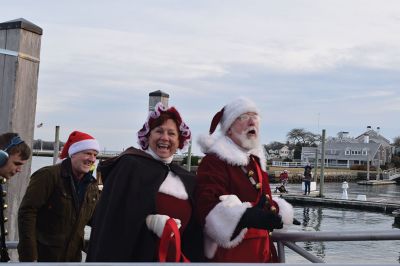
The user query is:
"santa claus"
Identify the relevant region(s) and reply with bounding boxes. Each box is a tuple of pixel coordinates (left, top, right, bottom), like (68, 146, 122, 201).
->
(196, 97, 294, 262)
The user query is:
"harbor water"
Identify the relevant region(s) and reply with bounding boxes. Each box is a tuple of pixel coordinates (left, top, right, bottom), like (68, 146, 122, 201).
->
(285, 205, 400, 263)
(32, 157, 400, 263)
(273, 183, 400, 263)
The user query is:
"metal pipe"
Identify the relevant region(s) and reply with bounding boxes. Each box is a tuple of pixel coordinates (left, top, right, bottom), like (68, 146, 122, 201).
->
(6, 229, 400, 264)
(276, 241, 286, 263)
(282, 241, 324, 263)
(272, 230, 400, 242)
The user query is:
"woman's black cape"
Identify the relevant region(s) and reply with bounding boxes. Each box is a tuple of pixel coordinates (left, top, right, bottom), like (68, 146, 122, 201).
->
(86, 147, 203, 262)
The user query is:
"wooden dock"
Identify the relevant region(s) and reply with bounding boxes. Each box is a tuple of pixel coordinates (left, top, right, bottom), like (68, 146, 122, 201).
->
(357, 180, 397, 185)
(280, 194, 400, 214)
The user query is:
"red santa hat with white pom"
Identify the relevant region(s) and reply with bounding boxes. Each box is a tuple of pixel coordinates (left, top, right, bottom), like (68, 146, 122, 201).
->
(209, 97, 260, 135)
(59, 131, 100, 159)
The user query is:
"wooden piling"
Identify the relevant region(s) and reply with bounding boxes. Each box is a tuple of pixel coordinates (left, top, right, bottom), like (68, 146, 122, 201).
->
(0, 18, 42, 249)
(148, 90, 169, 110)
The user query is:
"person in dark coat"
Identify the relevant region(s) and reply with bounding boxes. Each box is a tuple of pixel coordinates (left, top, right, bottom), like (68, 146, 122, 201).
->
(87, 102, 203, 262)
(0, 133, 31, 262)
(303, 163, 313, 195)
(18, 131, 100, 262)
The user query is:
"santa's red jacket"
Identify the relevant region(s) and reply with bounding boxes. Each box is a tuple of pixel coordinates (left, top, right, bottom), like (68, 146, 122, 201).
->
(195, 135, 293, 262)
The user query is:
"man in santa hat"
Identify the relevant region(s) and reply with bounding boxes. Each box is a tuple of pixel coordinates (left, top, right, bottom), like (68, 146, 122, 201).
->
(195, 97, 294, 262)
(18, 131, 100, 262)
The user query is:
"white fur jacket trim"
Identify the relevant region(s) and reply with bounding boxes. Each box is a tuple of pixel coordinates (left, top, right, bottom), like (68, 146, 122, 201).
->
(158, 171, 188, 200)
(272, 196, 294, 231)
(197, 134, 267, 171)
(203, 195, 251, 258)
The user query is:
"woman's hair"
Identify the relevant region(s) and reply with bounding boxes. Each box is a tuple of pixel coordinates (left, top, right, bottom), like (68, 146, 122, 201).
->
(0, 132, 31, 160)
(137, 102, 191, 150)
(148, 113, 179, 133)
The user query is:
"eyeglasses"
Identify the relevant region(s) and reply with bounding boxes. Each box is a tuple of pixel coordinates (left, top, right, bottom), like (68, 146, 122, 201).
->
(237, 114, 259, 122)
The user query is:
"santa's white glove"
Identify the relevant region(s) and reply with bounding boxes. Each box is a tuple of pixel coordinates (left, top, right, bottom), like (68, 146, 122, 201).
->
(219, 194, 242, 207)
(145, 214, 181, 238)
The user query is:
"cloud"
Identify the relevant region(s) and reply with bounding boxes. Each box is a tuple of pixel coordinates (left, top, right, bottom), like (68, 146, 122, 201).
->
(2, 0, 400, 152)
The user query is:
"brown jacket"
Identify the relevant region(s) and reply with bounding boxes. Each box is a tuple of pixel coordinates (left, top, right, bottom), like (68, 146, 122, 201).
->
(18, 159, 99, 262)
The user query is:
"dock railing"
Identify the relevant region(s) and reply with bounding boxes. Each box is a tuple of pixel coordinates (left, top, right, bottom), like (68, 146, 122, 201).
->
(271, 161, 349, 169)
(5, 229, 400, 264)
(382, 168, 400, 180)
(272, 229, 400, 263)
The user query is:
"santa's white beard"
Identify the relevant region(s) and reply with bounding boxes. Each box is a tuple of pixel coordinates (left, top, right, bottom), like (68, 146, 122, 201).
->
(232, 129, 260, 150)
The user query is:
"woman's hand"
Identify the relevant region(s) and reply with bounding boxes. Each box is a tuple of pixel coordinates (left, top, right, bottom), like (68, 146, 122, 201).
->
(146, 214, 181, 237)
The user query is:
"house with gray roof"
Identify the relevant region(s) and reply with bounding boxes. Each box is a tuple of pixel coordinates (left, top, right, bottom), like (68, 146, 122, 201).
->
(355, 126, 392, 164)
(301, 128, 392, 168)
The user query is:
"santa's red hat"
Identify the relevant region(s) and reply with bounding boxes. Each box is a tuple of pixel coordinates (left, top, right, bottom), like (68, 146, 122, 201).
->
(59, 131, 100, 159)
(209, 97, 260, 134)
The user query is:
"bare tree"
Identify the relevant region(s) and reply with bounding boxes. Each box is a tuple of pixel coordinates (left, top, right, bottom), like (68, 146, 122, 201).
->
(264, 141, 285, 151)
(393, 136, 400, 147)
(287, 128, 308, 145)
(287, 128, 319, 146)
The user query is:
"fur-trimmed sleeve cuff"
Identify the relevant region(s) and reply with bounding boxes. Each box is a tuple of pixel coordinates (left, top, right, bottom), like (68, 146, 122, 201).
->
(204, 196, 251, 250)
(273, 197, 294, 225)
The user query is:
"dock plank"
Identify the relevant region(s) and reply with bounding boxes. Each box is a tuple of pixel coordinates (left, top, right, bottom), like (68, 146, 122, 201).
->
(280, 194, 400, 214)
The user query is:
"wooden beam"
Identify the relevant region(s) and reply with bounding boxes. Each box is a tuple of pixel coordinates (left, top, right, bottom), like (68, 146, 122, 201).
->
(0, 18, 42, 256)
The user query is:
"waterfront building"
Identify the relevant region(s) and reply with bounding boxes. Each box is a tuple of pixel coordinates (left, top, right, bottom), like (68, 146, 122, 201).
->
(301, 127, 393, 169)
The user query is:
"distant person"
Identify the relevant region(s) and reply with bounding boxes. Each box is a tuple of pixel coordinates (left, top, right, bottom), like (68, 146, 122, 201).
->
(87, 102, 203, 262)
(0, 133, 31, 262)
(18, 131, 100, 262)
(195, 97, 295, 262)
(279, 169, 289, 187)
(275, 170, 289, 193)
(303, 163, 313, 195)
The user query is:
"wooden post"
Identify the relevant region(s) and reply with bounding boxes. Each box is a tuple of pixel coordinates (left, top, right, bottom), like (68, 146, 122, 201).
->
(0, 18, 42, 250)
(313, 148, 318, 182)
(186, 140, 192, 172)
(148, 90, 169, 111)
(52, 126, 60, 165)
(319, 129, 326, 198)
(367, 151, 370, 181)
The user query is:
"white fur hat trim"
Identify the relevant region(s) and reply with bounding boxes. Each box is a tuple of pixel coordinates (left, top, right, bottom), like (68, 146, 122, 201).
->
(220, 97, 260, 133)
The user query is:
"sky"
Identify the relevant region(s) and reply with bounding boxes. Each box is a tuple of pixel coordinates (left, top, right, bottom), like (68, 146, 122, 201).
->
(2, 0, 400, 155)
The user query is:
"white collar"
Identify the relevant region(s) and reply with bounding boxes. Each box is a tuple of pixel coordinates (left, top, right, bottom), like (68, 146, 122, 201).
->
(144, 147, 174, 164)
